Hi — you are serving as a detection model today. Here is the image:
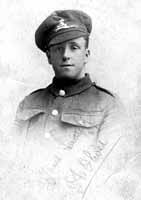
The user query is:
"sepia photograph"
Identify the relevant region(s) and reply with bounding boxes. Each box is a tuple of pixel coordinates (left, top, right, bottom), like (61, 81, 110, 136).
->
(0, 0, 141, 199)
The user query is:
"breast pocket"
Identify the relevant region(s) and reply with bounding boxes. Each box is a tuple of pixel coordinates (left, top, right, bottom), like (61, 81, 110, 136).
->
(61, 110, 104, 129)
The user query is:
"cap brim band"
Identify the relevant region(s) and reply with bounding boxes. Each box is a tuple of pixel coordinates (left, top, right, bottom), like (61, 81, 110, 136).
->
(48, 30, 89, 48)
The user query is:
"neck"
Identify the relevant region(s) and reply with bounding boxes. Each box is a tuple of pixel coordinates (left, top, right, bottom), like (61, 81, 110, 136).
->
(53, 74, 87, 88)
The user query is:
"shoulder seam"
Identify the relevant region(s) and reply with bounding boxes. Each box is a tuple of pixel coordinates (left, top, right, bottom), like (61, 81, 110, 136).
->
(92, 83, 114, 97)
(30, 88, 45, 95)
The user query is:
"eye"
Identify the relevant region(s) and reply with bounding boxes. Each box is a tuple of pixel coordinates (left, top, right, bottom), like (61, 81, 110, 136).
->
(52, 46, 63, 52)
(53, 46, 63, 52)
(71, 45, 79, 50)
(57, 46, 64, 51)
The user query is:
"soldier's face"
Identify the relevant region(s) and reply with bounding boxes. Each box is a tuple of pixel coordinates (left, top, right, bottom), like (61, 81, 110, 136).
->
(47, 37, 89, 79)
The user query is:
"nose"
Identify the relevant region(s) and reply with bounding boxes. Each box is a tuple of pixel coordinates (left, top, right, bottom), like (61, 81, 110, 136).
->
(62, 46, 71, 62)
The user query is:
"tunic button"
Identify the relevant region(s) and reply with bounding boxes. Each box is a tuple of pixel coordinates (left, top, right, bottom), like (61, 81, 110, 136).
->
(52, 109, 58, 116)
(45, 132, 50, 139)
(59, 89, 65, 96)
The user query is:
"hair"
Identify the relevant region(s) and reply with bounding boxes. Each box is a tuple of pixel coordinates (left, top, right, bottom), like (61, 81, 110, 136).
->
(83, 35, 89, 49)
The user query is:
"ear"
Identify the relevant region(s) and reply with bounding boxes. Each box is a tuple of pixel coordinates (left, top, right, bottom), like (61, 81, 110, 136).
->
(46, 50, 52, 64)
(84, 49, 90, 64)
(86, 49, 90, 57)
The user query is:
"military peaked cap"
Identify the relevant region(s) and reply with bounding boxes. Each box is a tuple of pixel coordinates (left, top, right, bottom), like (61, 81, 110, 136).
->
(35, 10, 92, 52)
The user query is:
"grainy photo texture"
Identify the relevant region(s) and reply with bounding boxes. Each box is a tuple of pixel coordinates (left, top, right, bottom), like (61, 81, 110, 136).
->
(0, 1, 141, 200)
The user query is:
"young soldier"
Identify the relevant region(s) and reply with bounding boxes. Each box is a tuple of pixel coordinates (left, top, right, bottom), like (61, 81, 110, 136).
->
(14, 10, 137, 200)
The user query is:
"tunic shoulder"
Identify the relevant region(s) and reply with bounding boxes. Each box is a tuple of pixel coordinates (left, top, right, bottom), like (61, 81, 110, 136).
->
(93, 83, 114, 98)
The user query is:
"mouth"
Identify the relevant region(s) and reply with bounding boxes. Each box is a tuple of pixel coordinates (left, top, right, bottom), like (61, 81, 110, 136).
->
(60, 64, 74, 67)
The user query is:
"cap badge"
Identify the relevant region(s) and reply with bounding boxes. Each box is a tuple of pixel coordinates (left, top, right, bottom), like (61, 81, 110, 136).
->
(55, 18, 78, 32)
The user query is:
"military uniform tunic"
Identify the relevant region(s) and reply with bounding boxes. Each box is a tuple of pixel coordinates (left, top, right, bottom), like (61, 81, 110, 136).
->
(13, 74, 135, 200)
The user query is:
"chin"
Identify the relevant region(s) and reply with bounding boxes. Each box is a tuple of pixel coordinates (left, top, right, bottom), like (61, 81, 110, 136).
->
(57, 73, 75, 79)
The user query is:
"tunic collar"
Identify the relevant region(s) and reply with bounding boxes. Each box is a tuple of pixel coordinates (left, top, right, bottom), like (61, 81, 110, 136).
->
(49, 73, 93, 97)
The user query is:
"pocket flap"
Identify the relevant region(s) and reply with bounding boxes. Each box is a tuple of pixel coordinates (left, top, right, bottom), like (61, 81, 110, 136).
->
(16, 108, 45, 120)
(61, 111, 103, 128)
